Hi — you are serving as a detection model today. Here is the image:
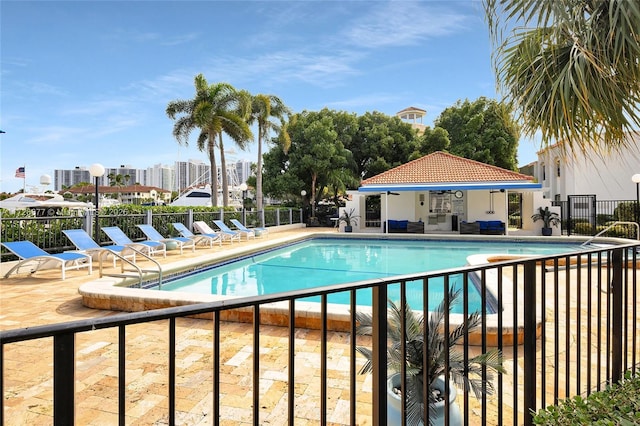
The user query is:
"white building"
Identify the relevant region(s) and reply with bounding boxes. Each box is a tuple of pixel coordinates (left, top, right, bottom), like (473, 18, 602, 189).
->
(534, 133, 640, 201)
(52, 159, 254, 195)
(343, 151, 557, 236)
(146, 164, 174, 192)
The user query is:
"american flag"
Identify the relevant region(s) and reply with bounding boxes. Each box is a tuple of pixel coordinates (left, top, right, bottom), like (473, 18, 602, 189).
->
(15, 167, 25, 178)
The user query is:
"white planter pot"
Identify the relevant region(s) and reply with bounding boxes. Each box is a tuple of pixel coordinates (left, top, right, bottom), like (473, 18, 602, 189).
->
(387, 373, 462, 426)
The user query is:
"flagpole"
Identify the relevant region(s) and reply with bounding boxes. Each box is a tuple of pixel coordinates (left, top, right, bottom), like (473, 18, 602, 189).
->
(22, 165, 26, 193)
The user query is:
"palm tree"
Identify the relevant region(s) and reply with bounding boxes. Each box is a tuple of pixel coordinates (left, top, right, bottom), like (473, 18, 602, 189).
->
(356, 289, 504, 425)
(167, 74, 252, 207)
(107, 173, 125, 202)
(484, 0, 640, 154)
(246, 94, 291, 212)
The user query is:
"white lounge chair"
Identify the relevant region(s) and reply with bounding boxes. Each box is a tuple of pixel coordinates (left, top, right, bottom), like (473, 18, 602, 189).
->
(230, 219, 268, 238)
(1, 240, 92, 280)
(171, 222, 222, 248)
(102, 226, 166, 258)
(136, 224, 196, 254)
(193, 221, 241, 244)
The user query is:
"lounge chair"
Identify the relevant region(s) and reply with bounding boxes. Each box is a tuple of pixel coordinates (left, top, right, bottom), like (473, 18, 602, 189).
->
(136, 224, 196, 254)
(193, 221, 241, 244)
(102, 226, 167, 258)
(171, 222, 222, 248)
(1, 240, 92, 280)
(230, 219, 268, 238)
(62, 229, 135, 266)
(212, 219, 252, 241)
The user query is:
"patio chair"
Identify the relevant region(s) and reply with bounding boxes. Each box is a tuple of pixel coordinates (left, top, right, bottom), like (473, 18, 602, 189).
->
(229, 219, 268, 238)
(102, 226, 167, 258)
(62, 229, 135, 267)
(171, 222, 222, 248)
(136, 224, 196, 254)
(193, 221, 241, 244)
(1, 240, 92, 280)
(212, 219, 251, 241)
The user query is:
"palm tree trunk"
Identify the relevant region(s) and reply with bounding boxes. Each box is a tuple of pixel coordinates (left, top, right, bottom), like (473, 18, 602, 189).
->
(256, 126, 264, 212)
(218, 133, 228, 207)
(208, 131, 218, 207)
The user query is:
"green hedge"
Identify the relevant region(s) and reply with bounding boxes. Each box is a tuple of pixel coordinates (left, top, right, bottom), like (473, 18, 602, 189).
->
(533, 372, 640, 425)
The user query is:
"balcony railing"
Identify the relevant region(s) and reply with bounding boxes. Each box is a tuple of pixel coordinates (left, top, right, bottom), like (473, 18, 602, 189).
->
(0, 242, 638, 425)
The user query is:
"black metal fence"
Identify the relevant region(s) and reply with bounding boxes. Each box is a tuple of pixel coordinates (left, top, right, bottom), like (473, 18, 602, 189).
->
(0, 208, 303, 261)
(1, 241, 638, 425)
(553, 198, 640, 239)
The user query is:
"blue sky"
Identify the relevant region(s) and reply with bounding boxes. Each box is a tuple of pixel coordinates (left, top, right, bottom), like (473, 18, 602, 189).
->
(1, 0, 541, 194)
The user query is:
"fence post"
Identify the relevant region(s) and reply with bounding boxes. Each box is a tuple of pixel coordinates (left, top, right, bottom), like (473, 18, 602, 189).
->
(276, 209, 280, 226)
(187, 209, 194, 230)
(523, 260, 537, 426)
(611, 247, 623, 384)
(83, 209, 93, 236)
(53, 332, 76, 425)
(145, 209, 152, 225)
(371, 284, 387, 425)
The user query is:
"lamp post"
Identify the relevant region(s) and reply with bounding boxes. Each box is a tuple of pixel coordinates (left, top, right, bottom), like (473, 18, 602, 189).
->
(89, 163, 105, 242)
(301, 190, 307, 224)
(239, 183, 248, 225)
(632, 174, 640, 228)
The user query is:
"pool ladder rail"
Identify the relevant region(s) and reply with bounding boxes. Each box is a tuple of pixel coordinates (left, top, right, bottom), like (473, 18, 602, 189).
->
(95, 246, 163, 288)
(580, 221, 640, 248)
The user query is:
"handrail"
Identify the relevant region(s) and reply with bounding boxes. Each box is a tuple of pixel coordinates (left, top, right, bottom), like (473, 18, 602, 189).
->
(96, 247, 163, 287)
(580, 221, 640, 247)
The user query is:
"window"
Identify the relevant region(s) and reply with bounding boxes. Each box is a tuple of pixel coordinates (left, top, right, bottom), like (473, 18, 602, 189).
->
(542, 163, 546, 181)
(556, 159, 561, 177)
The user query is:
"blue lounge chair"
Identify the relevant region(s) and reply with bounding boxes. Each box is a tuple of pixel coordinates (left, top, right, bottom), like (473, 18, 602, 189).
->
(102, 226, 167, 258)
(62, 229, 135, 266)
(171, 222, 222, 248)
(136, 224, 196, 254)
(230, 219, 268, 238)
(193, 221, 240, 244)
(1, 240, 92, 280)
(212, 219, 250, 241)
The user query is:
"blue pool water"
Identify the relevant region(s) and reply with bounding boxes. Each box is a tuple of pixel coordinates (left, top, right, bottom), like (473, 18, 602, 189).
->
(157, 238, 583, 313)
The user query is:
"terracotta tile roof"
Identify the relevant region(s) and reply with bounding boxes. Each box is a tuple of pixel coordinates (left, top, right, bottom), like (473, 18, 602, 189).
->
(361, 151, 535, 185)
(396, 106, 426, 114)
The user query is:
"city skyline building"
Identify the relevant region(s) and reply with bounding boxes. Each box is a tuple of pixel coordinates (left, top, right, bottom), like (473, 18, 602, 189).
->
(52, 159, 254, 193)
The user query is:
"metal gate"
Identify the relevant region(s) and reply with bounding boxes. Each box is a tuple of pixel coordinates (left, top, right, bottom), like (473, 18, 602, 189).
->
(566, 194, 597, 236)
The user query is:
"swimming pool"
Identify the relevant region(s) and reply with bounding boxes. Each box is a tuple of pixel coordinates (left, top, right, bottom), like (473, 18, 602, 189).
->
(155, 238, 584, 313)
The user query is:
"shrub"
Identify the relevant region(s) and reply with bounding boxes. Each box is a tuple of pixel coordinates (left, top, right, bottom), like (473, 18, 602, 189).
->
(533, 372, 640, 425)
(596, 214, 614, 226)
(614, 201, 639, 222)
(573, 222, 594, 235)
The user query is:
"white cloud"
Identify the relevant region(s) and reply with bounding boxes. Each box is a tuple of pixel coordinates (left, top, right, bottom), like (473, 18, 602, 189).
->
(344, 2, 470, 48)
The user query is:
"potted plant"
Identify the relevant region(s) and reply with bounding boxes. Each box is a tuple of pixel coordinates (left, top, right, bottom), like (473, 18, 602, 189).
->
(355, 289, 505, 426)
(339, 208, 360, 232)
(531, 206, 560, 236)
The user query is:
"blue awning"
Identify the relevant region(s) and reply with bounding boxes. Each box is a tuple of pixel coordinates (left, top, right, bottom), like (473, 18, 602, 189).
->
(358, 181, 542, 192)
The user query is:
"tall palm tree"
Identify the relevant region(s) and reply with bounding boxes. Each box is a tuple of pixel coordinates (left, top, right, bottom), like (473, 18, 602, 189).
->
(485, 0, 640, 154)
(167, 75, 252, 207)
(246, 94, 291, 212)
(107, 173, 125, 202)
